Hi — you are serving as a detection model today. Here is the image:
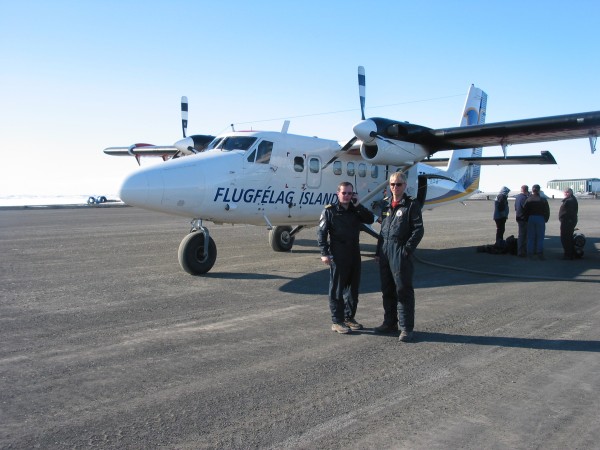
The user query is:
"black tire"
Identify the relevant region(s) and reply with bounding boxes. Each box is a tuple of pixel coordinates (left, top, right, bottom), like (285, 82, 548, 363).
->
(87, 196, 96, 205)
(178, 232, 217, 275)
(269, 226, 295, 252)
(98, 196, 107, 203)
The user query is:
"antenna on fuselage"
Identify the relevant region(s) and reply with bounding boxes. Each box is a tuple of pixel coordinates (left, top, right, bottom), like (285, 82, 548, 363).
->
(281, 120, 290, 134)
(231, 123, 235, 131)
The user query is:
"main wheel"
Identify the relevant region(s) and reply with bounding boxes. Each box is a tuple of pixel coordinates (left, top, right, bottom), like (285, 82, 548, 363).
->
(178, 232, 217, 275)
(269, 226, 295, 252)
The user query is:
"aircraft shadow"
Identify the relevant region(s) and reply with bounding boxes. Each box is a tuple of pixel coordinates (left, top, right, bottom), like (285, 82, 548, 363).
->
(415, 234, 600, 288)
(205, 272, 293, 281)
(336, 329, 600, 351)
(279, 235, 599, 293)
(291, 239, 378, 256)
(413, 331, 600, 352)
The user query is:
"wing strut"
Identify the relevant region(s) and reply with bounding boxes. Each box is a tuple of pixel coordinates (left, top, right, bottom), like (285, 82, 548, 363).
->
(590, 134, 597, 154)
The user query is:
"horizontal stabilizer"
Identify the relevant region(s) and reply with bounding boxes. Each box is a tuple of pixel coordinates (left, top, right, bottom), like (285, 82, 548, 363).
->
(423, 151, 556, 166)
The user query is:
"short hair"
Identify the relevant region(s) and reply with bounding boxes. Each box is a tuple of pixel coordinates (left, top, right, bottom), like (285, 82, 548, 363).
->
(532, 184, 541, 192)
(521, 185, 529, 192)
(389, 172, 407, 184)
(565, 188, 573, 195)
(337, 181, 353, 192)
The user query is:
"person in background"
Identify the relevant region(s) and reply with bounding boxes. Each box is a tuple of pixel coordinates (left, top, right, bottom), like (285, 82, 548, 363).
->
(317, 181, 375, 334)
(559, 188, 578, 260)
(514, 185, 530, 257)
(374, 172, 424, 343)
(493, 186, 510, 247)
(522, 184, 550, 260)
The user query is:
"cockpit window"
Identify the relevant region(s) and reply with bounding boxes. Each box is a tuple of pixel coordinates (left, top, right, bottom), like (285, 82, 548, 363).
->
(255, 141, 273, 164)
(207, 137, 224, 150)
(214, 136, 257, 151)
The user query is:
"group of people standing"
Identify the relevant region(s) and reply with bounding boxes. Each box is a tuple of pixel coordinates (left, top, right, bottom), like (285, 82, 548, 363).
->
(316, 176, 582, 343)
(317, 172, 424, 342)
(495, 184, 579, 260)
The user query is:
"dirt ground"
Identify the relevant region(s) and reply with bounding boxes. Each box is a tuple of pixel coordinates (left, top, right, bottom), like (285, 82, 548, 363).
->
(1, 199, 599, 449)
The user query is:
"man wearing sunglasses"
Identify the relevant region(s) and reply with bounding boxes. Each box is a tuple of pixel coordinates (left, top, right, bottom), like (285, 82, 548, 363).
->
(317, 181, 375, 334)
(374, 172, 424, 342)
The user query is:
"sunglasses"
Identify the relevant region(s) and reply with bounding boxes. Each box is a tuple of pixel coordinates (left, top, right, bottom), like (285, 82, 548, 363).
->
(390, 183, 405, 187)
(339, 192, 354, 196)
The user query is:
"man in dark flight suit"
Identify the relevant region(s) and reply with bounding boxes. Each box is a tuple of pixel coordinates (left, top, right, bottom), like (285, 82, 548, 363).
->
(317, 181, 375, 334)
(374, 172, 424, 342)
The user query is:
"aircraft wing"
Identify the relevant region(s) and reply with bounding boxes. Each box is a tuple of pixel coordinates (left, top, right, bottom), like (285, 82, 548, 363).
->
(427, 111, 600, 151)
(103, 145, 179, 157)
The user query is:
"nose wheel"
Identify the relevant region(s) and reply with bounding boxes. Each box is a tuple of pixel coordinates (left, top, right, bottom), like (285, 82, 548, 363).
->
(178, 227, 217, 275)
(269, 225, 296, 252)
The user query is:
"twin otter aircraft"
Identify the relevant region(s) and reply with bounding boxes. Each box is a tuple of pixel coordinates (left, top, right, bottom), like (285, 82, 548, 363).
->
(104, 67, 600, 275)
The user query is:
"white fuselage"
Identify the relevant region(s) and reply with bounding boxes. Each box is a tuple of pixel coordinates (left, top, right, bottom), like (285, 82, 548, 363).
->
(119, 130, 477, 225)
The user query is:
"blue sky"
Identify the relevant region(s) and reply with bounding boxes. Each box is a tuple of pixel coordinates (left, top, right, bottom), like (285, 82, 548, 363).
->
(1, 0, 599, 197)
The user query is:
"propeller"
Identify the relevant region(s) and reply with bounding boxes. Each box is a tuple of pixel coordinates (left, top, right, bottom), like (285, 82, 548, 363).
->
(358, 65, 366, 120)
(321, 66, 367, 170)
(354, 66, 388, 144)
(181, 96, 189, 138)
(173, 96, 216, 155)
(322, 136, 357, 170)
(353, 66, 412, 149)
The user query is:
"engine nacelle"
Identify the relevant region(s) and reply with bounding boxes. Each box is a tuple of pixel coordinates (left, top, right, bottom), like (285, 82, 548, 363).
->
(360, 140, 429, 166)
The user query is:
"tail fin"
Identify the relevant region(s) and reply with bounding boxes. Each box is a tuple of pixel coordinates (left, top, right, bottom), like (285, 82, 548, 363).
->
(445, 85, 487, 192)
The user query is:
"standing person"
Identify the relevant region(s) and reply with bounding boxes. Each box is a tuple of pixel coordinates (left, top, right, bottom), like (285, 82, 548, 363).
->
(522, 184, 550, 260)
(317, 181, 375, 334)
(559, 188, 578, 260)
(493, 186, 510, 247)
(374, 172, 424, 343)
(514, 185, 530, 257)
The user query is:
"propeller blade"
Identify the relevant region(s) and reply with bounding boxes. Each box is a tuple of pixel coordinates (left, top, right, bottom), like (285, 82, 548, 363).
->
(181, 96, 188, 138)
(358, 66, 366, 120)
(322, 137, 357, 170)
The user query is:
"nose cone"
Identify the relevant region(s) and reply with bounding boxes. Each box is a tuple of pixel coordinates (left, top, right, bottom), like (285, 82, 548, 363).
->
(119, 167, 163, 208)
(353, 119, 377, 144)
(174, 137, 194, 155)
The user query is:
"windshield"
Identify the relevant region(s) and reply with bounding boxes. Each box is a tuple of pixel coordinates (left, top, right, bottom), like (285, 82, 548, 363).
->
(213, 136, 257, 152)
(206, 137, 224, 150)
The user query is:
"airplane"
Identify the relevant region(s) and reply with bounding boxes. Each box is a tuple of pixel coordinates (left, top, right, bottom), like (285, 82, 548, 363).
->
(104, 67, 600, 275)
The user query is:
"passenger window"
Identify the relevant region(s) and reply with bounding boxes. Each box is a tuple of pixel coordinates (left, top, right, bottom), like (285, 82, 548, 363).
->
(371, 165, 379, 178)
(294, 156, 304, 172)
(333, 161, 342, 175)
(309, 157, 320, 174)
(255, 141, 273, 164)
(358, 163, 366, 177)
(347, 162, 355, 176)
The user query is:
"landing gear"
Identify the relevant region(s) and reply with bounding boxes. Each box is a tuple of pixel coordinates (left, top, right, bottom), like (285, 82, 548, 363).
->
(269, 225, 296, 252)
(178, 226, 217, 275)
(269, 225, 294, 252)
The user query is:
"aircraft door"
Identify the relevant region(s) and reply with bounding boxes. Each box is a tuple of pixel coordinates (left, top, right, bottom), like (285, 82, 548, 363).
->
(242, 140, 274, 182)
(306, 156, 322, 189)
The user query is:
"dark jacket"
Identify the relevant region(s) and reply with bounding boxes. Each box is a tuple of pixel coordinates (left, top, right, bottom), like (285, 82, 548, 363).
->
(493, 190, 510, 220)
(514, 192, 529, 222)
(317, 202, 374, 257)
(376, 194, 424, 257)
(523, 196, 550, 223)
(559, 195, 578, 224)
